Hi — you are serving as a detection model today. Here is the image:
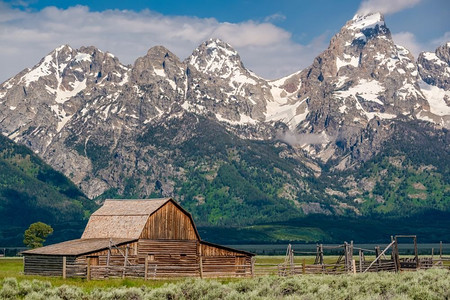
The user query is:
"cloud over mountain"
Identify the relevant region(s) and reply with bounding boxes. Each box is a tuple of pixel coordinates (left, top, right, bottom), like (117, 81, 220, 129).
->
(357, 0, 422, 15)
(0, 2, 326, 82)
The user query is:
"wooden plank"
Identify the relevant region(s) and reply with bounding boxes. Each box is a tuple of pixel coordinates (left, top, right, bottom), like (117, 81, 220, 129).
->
(144, 256, 148, 280)
(63, 256, 66, 279)
(199, 242, 203, 279)
(87, 257, 91, 281)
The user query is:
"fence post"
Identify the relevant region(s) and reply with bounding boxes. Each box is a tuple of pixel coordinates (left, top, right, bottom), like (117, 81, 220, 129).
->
(87, 257, 91, 281)
(352, 259, 356, 274)
(62, 256, 67, 279)
(251, 257, 255, 278)
(359, 250, 363, 273)
(319, 244, 324, 265)
(199, 243, 203, 279)
(289, 246, 294, 275)
(392, 236, 400, 272)
(144, 256, 148, 280)
(123, 245, 129, 279)
(440, 241, 443, 259)
(414, 236, 419, 269)
(302, 259, 306, 275)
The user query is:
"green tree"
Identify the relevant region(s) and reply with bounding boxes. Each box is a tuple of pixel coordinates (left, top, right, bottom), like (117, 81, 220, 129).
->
(23, 222, 53, 249)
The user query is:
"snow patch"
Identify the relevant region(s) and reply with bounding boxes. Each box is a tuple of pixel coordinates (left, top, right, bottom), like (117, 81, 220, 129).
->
(21, 55, 53, 86)
(167, 79, 176, 90)
(336, 54, 359, 70)
(335, 79, 385, 105)
(47, 78, 87, 103)
(50, 104, 72, 132)
(154, 68, 165, 77)
(419, 81, 450, 116)
(74, 53, 91, 63)
(349, 13, 384, 31)
(423, 52, 446, 65)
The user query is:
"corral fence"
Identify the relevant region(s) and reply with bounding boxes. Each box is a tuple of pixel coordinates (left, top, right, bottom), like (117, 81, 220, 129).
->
(257, 235, 450, 276)
(15, 235, 450, 279)
(64, 257, 254, 280)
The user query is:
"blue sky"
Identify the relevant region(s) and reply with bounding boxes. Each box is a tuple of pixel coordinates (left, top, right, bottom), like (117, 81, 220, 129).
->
(0, 0, 449, 82)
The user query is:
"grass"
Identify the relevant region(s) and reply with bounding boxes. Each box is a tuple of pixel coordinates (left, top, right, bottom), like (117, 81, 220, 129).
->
(0, 258, 178, 291)
(1, 257, 450, 299)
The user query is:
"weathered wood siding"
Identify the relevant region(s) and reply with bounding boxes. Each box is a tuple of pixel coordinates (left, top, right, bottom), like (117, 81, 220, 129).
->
(137, 239, 199, 277)
(140, 201, 197, 240)
(200, 243, 253, 277)
(24, 255, 76, 276)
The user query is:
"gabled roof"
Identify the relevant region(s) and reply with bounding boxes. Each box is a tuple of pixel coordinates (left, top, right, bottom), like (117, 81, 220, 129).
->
(81, 198, 201, 240)
(90, 198, 171, 216)
(81, 198, 172, 239)
(21, 238, 136, 256)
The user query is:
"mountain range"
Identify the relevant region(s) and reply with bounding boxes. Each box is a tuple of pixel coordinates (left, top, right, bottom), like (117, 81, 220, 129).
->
(0, 12, 449, 244)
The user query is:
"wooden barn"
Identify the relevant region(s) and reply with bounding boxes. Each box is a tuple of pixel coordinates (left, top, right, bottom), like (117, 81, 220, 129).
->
(22, 198, 254, 279)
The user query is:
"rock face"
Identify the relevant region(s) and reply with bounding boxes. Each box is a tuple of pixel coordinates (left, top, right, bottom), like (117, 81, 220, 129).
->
(0, 13, 449, 224)
(418, 42, 450, 90)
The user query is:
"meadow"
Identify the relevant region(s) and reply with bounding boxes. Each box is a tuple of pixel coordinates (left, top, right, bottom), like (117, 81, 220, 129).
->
(1, 257, 449, 299)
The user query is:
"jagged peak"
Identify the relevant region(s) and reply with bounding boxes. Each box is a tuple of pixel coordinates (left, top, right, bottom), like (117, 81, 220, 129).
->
(187, 38, 244, 75)
(145, 45, 180, 61)
(203, 38, 238, 55)
(53, 44, 73, 53)
(336, 12, 390, 48)
(349, 12, 385, 30)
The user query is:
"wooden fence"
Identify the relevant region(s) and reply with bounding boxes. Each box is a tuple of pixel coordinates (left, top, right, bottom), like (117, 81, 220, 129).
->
(65, 260, 253, 280)
(57, 236, 450, 279)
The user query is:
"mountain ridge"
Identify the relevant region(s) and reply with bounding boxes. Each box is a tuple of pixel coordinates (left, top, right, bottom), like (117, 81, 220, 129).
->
(0, 12, 449, 233)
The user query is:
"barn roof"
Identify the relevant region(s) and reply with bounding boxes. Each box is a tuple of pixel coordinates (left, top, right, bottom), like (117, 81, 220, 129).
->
(90, 198, 171, 216)
(201, 240, 255, 256)
(81, 198, 171, 239)
(81, 198, 200, 240)
(21, 238, 136, 256)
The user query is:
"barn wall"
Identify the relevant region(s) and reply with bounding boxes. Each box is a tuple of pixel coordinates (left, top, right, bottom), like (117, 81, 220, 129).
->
(137, 239, 199, 277)
(140, 201, 197, 240)
(200, 243, 253, 277)
(72, 241, 139, 267)
(24, 255, 76, 276)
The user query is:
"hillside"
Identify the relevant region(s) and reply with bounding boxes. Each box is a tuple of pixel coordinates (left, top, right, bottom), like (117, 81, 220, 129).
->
(0, 135, 97, 246)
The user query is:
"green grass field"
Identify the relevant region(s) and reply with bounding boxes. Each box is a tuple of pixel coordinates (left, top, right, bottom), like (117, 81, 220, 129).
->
(1, 257, 449, 299)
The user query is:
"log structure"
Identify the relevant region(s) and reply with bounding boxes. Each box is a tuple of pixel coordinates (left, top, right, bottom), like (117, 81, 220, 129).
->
(22, 198, 254, 279)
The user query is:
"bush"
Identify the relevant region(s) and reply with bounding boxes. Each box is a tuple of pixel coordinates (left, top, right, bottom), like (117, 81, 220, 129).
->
(1, 269, 450, 299)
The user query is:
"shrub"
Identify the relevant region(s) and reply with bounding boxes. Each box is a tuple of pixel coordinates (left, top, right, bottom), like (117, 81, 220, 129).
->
(0, 278, 19, 299)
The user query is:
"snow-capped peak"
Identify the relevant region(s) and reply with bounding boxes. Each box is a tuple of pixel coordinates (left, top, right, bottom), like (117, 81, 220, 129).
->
(188, 38, 242, 75)
(344, 12, 389, 45)
(349, 12, 384, 31)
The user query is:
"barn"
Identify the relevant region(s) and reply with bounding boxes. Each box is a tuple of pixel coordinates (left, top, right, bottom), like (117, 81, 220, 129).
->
(22, 198, 254, 279)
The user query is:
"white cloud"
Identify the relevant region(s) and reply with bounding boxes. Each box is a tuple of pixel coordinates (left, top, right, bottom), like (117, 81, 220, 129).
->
(430, 32, 450, 49)
(264, 13, 287, 22)
(357, 0, 422, 15)
(0, 3, 328, 83)
(392, 32, 422, 58)
(392, 31, 450, 59)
